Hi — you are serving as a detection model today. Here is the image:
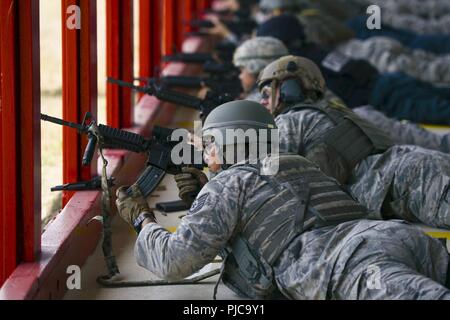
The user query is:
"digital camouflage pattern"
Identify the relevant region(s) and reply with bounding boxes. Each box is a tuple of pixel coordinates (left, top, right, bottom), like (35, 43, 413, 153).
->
(348, 145, 450, 229)
(351, 0, 450, 19)
(336, 37, 450, 84)
(354, 106, 450, 154)
(233, 37, 289, 76)
(297, 9, 355, 47)
(134, 155, 450, 299)
(276, 103, 450, 229)
(382, 12, 450, 35)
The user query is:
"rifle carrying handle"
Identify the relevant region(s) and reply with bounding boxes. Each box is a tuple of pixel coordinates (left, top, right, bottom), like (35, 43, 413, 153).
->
(82, 133, 97, 166)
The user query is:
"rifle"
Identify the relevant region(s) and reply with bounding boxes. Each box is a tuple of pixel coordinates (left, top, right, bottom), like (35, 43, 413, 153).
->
(162, 52, 216, 64)
(135, 75, 243, 98)
(203, 8, 251, 19)
(107, 77, 234, 121)
(51, 176, 115, 192)
(41, 112, 203, 197)
(188, 18, 257, 37)
(41, 112, 204, 284)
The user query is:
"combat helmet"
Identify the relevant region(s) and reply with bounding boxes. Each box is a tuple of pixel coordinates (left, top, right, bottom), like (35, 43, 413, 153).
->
(202, 100, 277, 167)
(233, 37, 289, 76)
(257, 55, 326, 114)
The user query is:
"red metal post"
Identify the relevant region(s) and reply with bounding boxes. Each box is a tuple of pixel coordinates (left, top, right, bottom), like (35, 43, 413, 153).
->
(18, 0, 42, 264)
(0, 0, 19, 286)
(162, 0, 175, 57)
(61, 0, 97, 206)
(106, 0, 133, 129)
(139, 0, 162, 94)
(0, 0, 41, 286)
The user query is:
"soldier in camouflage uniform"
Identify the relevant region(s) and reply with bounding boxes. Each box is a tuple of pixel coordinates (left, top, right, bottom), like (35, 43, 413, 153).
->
(258, 56, 450, 229)
(336, 37, 450, 84)
(382, 12, 450, 35)
(353, 106, 450, 153)
(115, 100, 450, 299)
(351, 0, 450, 18)
(233, 37, 289, 102)
(251, 19, 450, 152)
(257, 0, 355, 47)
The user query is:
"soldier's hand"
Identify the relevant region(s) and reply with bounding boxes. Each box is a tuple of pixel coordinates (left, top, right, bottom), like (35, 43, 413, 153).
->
(174, 167, 208, 206)
(115, 184, 154, 227)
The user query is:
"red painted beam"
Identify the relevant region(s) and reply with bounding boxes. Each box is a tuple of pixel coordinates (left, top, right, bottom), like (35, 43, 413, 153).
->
(0, 0, 19, 287)
(106, 0, 133, 129)
(79, 0, 98, 181)
(162, 0, 175, 57)
(62, 0, 81, 206)
(0, 0, 42, 287)
(18, 0, 42, 264)
(61, 0, 98, 205)
(139, 0, 162, 100)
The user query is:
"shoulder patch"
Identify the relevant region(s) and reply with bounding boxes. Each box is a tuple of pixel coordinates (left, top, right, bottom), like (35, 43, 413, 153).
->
(189, 193, 209, 214)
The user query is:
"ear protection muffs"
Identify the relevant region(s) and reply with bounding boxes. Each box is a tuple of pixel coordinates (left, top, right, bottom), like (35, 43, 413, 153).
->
(279, 79, 305, 104)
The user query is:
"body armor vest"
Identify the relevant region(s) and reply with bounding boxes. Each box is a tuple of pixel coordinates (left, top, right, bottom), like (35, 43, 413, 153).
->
(220, 155, 369, 299)
(282, 100, 393, 184)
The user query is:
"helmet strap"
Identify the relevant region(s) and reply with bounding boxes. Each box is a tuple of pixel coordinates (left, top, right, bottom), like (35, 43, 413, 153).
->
(270, 80, 278, 115)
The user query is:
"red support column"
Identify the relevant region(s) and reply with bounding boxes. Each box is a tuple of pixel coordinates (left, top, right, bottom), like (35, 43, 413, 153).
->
(0, 0, 41, 286)
(106, 0, 133, 129)
(0, 0, 19, 287)
(139, 0, 162, 83)
(18, 0, 42, 264)
(162, 0, 175, 57)
(61, 0, 97, 206)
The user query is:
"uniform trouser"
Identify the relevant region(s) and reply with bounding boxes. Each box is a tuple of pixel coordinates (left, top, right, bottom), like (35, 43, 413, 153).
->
(331, 221, 450, 299)
(354, 105, 450, 153)
(275, 220, 450, 300)
(348, 145, 450, 229)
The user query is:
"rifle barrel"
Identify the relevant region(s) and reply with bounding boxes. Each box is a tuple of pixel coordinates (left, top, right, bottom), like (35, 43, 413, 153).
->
(41, 114, 86, 132)
(108, 78, 153, 95)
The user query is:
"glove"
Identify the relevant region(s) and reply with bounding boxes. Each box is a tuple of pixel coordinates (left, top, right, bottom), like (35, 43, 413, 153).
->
(174, 167, 208, 206)
(115, 184, 154, 227)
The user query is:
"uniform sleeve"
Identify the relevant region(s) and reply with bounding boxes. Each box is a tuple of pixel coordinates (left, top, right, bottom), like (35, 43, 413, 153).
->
(134, 176, 241, 281)
(276, 109, 335, 156)
(276, 114, 303, 154)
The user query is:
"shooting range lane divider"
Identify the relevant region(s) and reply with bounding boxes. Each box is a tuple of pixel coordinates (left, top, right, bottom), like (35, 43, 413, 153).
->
(0, 36, 210, 300)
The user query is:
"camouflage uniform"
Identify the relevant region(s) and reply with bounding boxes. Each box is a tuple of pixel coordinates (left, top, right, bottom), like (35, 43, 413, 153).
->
(276, 101, 450, 228)
(369, 0, 450, 20)
(135, 155, 450, 299)
(354, 105, 450, 153)
(336, 37, 450, 84)
(382, 12, 450, 35)
(348, 145, 450, 228)
(297, 9, 355, 47)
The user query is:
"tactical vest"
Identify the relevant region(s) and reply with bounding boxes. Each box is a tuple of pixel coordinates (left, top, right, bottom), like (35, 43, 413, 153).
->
(282, 100, 393, 184)
(218, 155, 370, 299)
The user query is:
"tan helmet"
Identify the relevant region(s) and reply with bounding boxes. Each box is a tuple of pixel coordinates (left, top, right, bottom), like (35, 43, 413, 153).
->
(257, 55, 326, 95)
